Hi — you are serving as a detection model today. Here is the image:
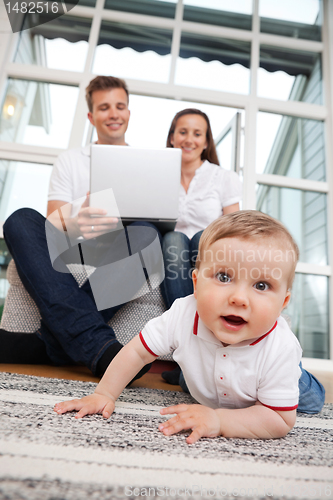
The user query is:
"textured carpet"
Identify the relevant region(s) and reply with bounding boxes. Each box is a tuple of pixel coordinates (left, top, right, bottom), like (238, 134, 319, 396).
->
(0, 373, 332, 500)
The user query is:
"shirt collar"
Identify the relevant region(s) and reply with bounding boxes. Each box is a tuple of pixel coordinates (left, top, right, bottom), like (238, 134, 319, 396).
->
(193, 312, 277, 347)
(193, 312, 223, 346)
(249, 321, 277, 345)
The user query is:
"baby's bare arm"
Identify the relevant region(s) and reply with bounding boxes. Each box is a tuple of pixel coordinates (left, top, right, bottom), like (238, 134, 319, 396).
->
(54, 336, 155, 418)
(214, 403, 296, 439)
(159, 402, 296, 443)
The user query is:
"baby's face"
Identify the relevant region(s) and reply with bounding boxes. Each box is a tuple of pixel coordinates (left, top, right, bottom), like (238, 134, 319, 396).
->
(192, 237, 293, 345)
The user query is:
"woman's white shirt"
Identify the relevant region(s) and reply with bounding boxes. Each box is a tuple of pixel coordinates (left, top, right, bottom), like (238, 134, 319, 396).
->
(175, 160, 242, 239)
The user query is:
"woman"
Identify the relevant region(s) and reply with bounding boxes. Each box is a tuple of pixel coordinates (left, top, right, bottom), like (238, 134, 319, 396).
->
(160, 108, 241, 311)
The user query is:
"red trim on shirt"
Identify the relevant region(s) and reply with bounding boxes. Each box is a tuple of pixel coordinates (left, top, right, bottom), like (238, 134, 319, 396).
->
(193, 314, 277, 345)
(261, 402, 298, 411)
(250, 321, 277, 345)
(193, 312, 199, 335)
(139, 332, 158, 357)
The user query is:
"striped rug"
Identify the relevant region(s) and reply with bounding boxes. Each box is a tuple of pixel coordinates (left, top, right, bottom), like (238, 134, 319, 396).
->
(0, 373, 332, 500)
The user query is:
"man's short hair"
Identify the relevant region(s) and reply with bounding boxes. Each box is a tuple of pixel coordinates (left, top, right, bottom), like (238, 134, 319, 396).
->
(85, 76, 129, 112)
(196, 210, 299, 288)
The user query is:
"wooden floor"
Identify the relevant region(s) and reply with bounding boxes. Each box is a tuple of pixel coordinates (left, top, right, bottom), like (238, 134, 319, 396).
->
(0, 360, 332, 402)
(0, 361, 183, 392)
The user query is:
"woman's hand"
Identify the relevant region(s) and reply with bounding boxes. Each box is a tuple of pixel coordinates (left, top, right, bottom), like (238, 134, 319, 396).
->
(54, 392, 115, 419)
(159, 404, 221, 444)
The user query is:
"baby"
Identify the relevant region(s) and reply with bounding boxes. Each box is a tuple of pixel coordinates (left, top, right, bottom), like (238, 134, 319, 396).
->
(55, 210, 302, 443)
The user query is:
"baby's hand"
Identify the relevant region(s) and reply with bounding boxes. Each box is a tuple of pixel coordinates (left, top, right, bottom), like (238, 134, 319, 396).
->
(54, 393, 115, 419)
(159, 404, 221, 444)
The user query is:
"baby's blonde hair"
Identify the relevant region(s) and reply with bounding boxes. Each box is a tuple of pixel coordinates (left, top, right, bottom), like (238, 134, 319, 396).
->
(196, 210, 299, 288)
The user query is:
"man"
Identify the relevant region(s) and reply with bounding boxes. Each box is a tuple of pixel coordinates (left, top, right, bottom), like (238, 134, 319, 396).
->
(48, 76, 131, 238)
(0, 76, 158, 379)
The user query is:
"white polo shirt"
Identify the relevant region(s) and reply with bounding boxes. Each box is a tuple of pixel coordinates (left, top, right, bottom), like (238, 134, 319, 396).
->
(175, 161, 242, 239)
(140, 295, 302, 411)
(48, 145, 91, 217)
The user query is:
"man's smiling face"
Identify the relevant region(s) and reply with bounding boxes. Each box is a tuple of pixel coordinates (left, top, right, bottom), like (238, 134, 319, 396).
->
(192, 236, 293, 345)
(88, 87, 130, 145)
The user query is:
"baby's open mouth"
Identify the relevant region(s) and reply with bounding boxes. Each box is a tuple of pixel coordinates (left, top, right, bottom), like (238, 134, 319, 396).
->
(222, 315, 247, 326)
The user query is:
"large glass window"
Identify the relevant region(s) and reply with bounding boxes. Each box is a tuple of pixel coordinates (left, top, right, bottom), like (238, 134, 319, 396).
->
(256, 113, 326, 181)
(0, 160, 52, 221)
(0, 0, 331, 361)
(175, 35, 250, 94)
(258, 46, 322, 103)
(183, 0, 252, 30)
(257, 186, 328, 267)
(285, 273, 329, 359)
(260, 0, 322, 41)
(14, 15, 91, 72)
(93, 21, 173, 83)
(0, 79, 79, 148)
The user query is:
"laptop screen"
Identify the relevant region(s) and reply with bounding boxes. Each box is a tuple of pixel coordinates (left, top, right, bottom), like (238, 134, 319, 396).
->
(90, 145, 181, 221)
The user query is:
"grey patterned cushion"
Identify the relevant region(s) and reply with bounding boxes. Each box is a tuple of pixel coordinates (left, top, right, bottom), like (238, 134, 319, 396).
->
(1, 260, 171, 360)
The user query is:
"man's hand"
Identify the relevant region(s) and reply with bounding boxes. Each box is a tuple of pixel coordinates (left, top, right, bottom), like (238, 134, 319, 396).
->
(47, 193, 118, 239)
(159, 404, 221, 444)
(78, 193, 119, 240)
(54, 392, 115, 419)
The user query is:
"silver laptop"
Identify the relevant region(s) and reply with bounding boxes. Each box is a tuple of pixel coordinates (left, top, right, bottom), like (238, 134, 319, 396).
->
(90, 145, 181, 233)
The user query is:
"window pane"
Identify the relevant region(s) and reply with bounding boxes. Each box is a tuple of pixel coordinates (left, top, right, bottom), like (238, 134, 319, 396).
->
(285, 273, 329, 358)
(93, 21, 172, 83)
(0, 79, 79, 148)
(215, 112, 243, 172)
(258, 46, 322, 103)
(216, 131, 233, 170)
(0, 159, 52, 220)
(175, 35, 250, 94)
(260, 0, 322, 41)
(14, 15, 91, 72)
(183, 0, 252, 29)
(256, 113, 326, 180)
(257, 186, 328, 266)
(104, 0, 177, 18)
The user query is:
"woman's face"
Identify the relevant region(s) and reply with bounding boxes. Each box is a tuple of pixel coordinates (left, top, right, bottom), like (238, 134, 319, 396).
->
(171, 114, 208, 166)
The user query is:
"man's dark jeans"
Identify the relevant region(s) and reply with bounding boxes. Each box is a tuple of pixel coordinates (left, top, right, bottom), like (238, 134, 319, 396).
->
(4, 208, 161, 375)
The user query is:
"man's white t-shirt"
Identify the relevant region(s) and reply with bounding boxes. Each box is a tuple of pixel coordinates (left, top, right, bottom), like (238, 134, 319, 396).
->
(140, 295, 302, 411)
(48, 145, 91, 217)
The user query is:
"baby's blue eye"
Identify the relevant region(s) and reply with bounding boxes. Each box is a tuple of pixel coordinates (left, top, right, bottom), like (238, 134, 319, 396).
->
(216, 272, 230, 283)
(254, 282, 269, 291)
